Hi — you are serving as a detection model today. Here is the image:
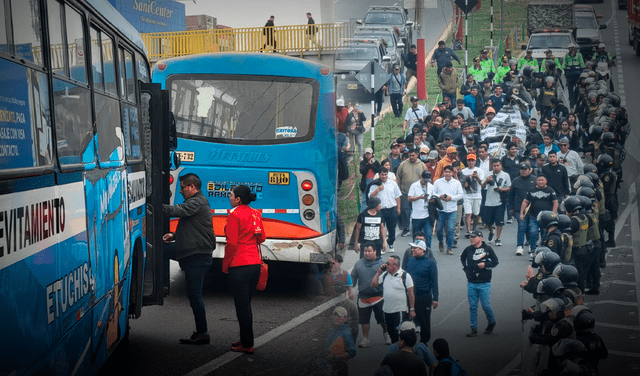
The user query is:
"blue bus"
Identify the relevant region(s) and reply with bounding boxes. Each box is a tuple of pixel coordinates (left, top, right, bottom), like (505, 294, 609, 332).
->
(151, 53, 338, 265)
(0, 0, 173, 374)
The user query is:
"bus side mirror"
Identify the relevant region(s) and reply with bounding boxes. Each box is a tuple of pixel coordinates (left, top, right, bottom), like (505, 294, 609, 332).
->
(171, 151, 181, 170)
(168, 111, 177, 151)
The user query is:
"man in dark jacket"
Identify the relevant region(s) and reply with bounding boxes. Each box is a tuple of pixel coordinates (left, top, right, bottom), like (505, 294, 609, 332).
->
(405, 240, 439, 344)
(460, 230, 498, 337)
(510, 163, 537, 257)
(542, 151, 571, 204)
(163, 173, 216, 344)
(431, 40, 461, 75)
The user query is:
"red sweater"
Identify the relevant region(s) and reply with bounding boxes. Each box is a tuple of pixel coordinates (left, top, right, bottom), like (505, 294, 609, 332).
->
(222, 205, 266, 273)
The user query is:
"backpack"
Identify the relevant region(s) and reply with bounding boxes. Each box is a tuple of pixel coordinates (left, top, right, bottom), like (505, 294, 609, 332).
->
(440, 357, 468, 376)
(380, 270, 410, 310)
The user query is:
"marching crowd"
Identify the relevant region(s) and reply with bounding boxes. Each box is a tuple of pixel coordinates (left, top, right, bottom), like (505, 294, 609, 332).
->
(326, 39, 625, 375)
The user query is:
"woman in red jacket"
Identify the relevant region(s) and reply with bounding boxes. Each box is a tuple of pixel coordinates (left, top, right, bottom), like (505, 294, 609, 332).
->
(223, 185, 266, 354)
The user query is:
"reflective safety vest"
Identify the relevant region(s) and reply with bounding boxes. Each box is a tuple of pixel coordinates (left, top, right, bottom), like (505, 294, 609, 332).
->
(468, 66, 488, 81)
(480, 58, 495, 72)
(587, 212, 600, 241)
(572, 214, 589, 247)
(495, 65, 510, 83)
(518, 57, 539, 70)
(562, 53, 585, 75)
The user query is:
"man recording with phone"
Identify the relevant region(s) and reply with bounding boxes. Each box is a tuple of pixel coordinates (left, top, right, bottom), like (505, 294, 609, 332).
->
(481, 160, 511, 246)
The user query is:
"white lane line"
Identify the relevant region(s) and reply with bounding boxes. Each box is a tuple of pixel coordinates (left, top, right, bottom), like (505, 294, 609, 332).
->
(615, 183, 636, 240)
(184, 295, 344, 376)
(609, 350, 640, 358)
(583, 299, 639, 307)
(596, 322, 640, 331)
(609, 280, 638, 286)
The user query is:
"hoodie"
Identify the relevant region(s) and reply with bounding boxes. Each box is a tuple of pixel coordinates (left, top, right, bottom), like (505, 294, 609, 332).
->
(351, 257, 384, 298)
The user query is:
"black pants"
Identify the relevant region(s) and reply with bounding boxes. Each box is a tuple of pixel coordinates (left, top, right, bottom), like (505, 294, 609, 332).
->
(400, 194, 411, 232)
(414, 293, 433, 344)
(573, 246, 589, 292)
(380, 207, 398, 246)
(229, 264, 261, 348)
(384, 311, 408, 343)
(390, 93, 403, 117)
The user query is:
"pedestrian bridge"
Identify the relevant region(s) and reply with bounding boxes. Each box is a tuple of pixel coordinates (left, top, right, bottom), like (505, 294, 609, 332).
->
(141, 23, 350, 62)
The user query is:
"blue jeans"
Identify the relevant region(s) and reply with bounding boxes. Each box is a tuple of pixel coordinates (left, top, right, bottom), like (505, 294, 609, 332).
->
(467, 282, 495, 330)
(517, 216, 540, 249)
(179, 253, 213, 334)
(436, 210, 457, 249)
(412, 217, 433, 249)
(442, 92, 456, 105)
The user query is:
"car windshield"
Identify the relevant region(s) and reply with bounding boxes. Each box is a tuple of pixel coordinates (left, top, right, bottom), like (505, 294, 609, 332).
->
(354, 32, 396, 47)
(364, 12, 404, 25)
(528, 35, 572, 49)
(576, 16, 598, 29)
(336, 46, 379, 60)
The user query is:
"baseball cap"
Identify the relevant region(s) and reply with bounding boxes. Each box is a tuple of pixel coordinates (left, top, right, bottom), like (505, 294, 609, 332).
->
(409, 240, 427, 250)
(485, 107, 496, 114)
(519, 163, 531, 169)
(367, 196, 381, 210)
(466, 153, 477, 160)
(420, 146, 430, 154)
(442, 133, 453, 140)
(336, 98, 344, 106)
(469, 230, 483, 237)
(526, 49, 532, 53)
(545, 49, 552, 54)
(427, 150, 439, 160)
(473, 57, 480, 63)
(364, 147, 373, 154)
(481, 48, 488, 54)
(505, 48, 511, 53)
(446, 146, 458, 154)
(400, 321, 417, 331)
(465, 133, 475, 140)
(333, 306, 348, 317)
(438, 40, 445, 46)
(394, 65, 401, 70)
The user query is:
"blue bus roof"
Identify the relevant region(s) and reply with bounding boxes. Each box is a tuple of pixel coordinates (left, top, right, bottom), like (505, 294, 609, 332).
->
(87, 0, 148, 56)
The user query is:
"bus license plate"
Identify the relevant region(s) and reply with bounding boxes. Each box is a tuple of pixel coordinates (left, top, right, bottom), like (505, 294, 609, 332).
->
(269, 172, 290, 185)
(347, 84, 358, 90)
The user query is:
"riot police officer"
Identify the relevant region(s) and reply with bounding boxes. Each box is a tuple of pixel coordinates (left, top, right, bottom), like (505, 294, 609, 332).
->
(564, 196, 590, 293)
(572, 306, 608, 374)
(598, 154, 618, 247)
(538, 211, 563, 257)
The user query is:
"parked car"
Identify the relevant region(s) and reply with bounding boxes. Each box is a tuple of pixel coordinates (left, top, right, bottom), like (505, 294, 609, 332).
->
(335, 39, 392, 102)
(353, 26, 405, 69)
(575, 11, 606, 60)
(357, 5, 414, 53)
(523, 31, 577, 65)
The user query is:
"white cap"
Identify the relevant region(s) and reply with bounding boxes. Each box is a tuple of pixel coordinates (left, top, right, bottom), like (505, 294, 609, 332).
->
(400, 321, 417, 331)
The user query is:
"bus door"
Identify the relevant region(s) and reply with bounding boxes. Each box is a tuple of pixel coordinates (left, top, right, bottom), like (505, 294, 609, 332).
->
(139, 82, 174, 306)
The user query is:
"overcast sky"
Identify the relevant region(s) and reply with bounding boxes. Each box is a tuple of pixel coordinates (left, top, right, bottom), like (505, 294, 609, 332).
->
(179, 0, 325, 29)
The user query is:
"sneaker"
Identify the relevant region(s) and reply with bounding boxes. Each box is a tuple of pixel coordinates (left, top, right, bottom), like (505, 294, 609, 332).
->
(528, 253, 534, 261)
(384, 333, 392, 345)
(452, 240, 458, 249)
(402, 230, 411, 237)
(465, 231, 471, 238)
(447, 248, 454, 255)
(179, 331, 210, 345)
(484, 322, 496, 334)
(480, 224, 488, 229)
(488, 231, 494, 242)
(466, 329, 478, 337)
(381, 249, 386, 255)
(359, 338, 371, 348)
(439, 241, 444, 252)
(506, 218, 513, 224)
(495, 239, 502, 246)
(415, 326, 421, 333)
(516, 246, 524, 256)
(388, 244, 395, 252)
(524, 240, 529, 246)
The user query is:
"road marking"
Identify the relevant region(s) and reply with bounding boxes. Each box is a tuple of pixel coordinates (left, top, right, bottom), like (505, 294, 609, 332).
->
(583, 299, 638, 307)
(608, 280, 639, 286)
(184, 295, 344, 376)
(596, 322, 640, 331)
(609, 350, 640, 358)
(607, 262, 635, 267)
(615, 183, 636, 240)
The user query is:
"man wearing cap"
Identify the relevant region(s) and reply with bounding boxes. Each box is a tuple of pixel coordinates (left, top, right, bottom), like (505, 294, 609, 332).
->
(509, 163, 537, 257)
(320, 254, 359, 342)
(460, 153, 485, 237)
(380, 326, 430, 375)
(433, 165, 464, 254)
(543, 49, 562, 73)
(438, 62, 459, 104)
(382, 321, 437, 374)
(354, 196, 386, 258)
(451, 99, 475, 122)
(431, 40, 461, 76)
(518, 49, 539, 70)
(494, 56, 510, 84)
(386, 65, 407, 118)
(479, 48, 495, 73)
(480, 107, 496, 129)
(433, 146, 458, 181)
(408, 171, 435, 244)
(468, 57, 488, 82)
(460, 230, 498, 336)
(424, 151, 439, 180)
(562, 43, 585, 107)
(387, 142, 403, 173)
(397, 149, 426, 237)
(557, 137, 583, 180)
(351, 243, 390, 348)
(455, 125, 478, 153)
(418, 146, 431, 164)
(405, 240, 439, 344)
(489, 85, 506, 114)
(321, 306, 357, 374)
(369, 167, 402, 251)
(372, 255, 416, 344)
(336, 99, 348, 134)
(404, 96, 428, 134)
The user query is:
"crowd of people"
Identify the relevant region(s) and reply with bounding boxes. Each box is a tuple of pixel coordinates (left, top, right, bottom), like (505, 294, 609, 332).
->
(327, 38, 625, 375)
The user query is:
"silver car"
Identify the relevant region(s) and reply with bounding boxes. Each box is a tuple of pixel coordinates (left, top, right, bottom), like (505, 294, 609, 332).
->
(353, 26, 405, 69)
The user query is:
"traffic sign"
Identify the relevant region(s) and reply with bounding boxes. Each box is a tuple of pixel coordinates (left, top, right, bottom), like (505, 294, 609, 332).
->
(354, 61, 391, 93)
(454, 0, 479, 14)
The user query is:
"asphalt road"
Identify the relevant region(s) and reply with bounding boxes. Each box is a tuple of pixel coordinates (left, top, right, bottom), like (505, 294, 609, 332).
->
(98, 1, 640, 375)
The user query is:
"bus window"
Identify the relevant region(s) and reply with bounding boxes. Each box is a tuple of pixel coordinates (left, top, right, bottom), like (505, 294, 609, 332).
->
(47, 0, 66, 73)
(102, 33, 117, 95)
(53, 79, 92, 166)
(135, 51, 149, 83)
(95, 94, 124, 165)
(0, 6, 7, 53)
(123, 104, 142, 161)
(65, 5, 87, 83)
(118, 47, 126, 99)
(90, 27, 103, 91)
(11, 0, 43, 64)
(125, 50, 136, 102)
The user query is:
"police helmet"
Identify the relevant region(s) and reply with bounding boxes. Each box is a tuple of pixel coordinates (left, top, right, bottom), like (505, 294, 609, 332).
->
(590, 126, 603, 140)
(578, 195, 593, 211)
(586, 172, 600, 185)
(540, 297, 567, 314)
(410, 95, 419, 102)
(597, 153, 614, 168)
(545, 76, 555, 84)
(552, 339, 587, 358)
(579, 72, 589, 79)
(597, 80, 608, 87)
(537, 276, 565, 296)
(509, 58, 518, 66)
(583, 163, 598, 174)
(584, 77, 595, 86)
(563, 196, 583, 214)
(522, 65, 535, 78)
(587, 91, 598, 100)
(586, 61, 595, 69)
(538, 251, 561, 273)
(601, 132, 616, 146)
(553, 264, 579, 287)
(575, 179, 595, 190)
(573, 306, 596, 332)
(587, 70, 597, 78)
(533, 246, 552, 259)
(557, 214, 572, 233)
(537, 210, 559, 230)
(607, 93, 621, 107)
(576, 187, 596, 201)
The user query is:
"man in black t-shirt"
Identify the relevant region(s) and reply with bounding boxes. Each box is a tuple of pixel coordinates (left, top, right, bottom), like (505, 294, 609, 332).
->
(520, 175, 558, 257)
(380, 329, 429, 376)
(354, 197, 386, 258)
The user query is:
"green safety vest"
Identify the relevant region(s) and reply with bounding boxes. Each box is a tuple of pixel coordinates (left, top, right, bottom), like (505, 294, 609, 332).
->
(562, 53, 585, 73)
(587, 212, 600, 241)
(468, 66, 487, 81)
(480, 58, 495, 72)
(494, 65, 510, 83)
(518, 57, 539, 70)
(572, 214, 589, 247)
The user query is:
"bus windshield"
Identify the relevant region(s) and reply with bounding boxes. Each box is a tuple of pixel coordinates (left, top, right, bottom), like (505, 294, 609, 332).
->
(170, 75, 318, 144)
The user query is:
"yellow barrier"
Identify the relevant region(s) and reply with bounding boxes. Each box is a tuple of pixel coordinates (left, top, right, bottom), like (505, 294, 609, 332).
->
(141, 23, 350, 61)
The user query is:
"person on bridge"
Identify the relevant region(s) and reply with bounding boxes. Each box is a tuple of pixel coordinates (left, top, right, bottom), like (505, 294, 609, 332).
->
(262, 15, 277, 52)
(162, 173, 216, 345)
(223, 185, 267, 354)
(431, 40, 461, 76)
(304, 12, 320, 50)
(460, 230, 498, 337)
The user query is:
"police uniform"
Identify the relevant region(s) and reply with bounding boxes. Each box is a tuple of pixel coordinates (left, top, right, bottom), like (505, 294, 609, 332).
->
(542, 228, 563, 258)
(570, 214, 590, 292)
(585, 209, 602, 294)
(562, 51, 585, 107)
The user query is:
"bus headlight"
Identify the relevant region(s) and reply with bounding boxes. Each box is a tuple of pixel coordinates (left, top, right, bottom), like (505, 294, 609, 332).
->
(303, 209, 316, 220)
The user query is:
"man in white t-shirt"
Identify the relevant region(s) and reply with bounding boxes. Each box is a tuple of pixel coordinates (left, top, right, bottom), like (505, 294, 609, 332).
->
(369, 167, 402, 251)
(408, 171, 435, 248)
(432, 165, 464, 255)
(557, 137, 583, 180)
(371, 255, 415, 344)
(481, 159, 511, 246)
(404, 96, 428, 134)
(460, 153, 485, 238)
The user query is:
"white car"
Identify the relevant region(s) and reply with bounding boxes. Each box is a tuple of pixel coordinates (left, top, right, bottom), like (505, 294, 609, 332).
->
(524, 31, 578, 65)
